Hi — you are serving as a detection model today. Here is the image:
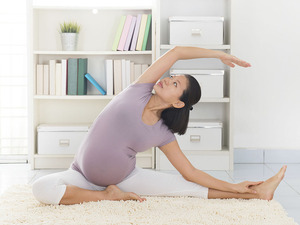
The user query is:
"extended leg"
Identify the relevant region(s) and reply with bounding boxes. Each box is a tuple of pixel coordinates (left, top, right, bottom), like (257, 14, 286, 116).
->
(208, 165, 287, 200)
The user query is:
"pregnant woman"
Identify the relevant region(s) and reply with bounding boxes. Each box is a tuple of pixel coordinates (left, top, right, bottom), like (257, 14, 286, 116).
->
(32, 46, 286, 205)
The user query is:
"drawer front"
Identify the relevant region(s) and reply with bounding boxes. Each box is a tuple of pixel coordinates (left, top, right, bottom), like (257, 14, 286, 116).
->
(170, 21, 223, 45)
(193, 75, 224, 98)
(38, 131, 88, 154)
(175, 127, 222, 151)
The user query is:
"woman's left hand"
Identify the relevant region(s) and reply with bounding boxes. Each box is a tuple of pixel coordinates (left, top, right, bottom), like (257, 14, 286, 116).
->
(233, 181, 264, 194)
(219, 52, 251, 68)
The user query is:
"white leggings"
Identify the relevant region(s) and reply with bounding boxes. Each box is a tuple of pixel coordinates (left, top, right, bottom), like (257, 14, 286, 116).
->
(32, 167, 208, 205)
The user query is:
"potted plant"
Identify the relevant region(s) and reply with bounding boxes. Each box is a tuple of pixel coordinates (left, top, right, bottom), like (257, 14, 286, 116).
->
(59, 21, 81, 51)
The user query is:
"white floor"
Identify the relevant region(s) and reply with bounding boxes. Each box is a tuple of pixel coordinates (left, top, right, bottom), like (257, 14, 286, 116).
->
(0, 163, 299, 224)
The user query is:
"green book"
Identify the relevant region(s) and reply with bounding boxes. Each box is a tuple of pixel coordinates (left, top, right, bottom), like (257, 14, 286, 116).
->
(67, 58, 78, 95)
(77, 58, 88, 95)
(142, 14, 152, 51)
(112, 16, 126, 51)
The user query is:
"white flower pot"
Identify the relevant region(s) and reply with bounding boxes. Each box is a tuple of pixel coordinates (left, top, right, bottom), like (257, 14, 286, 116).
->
(61, 33, 78, 51)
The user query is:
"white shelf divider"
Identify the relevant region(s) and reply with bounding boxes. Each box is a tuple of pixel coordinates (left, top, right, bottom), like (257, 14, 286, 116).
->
(34, 51, 152, 55)
(161, 45, 231, 50)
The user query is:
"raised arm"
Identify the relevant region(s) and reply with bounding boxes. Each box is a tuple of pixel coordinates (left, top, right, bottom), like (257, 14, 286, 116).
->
(134, 46, 251, 84)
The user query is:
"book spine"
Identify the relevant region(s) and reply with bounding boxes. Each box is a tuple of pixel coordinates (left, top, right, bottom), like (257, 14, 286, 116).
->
(121, 59, 126, 90)
(85, 73, 106, 95)
(130, 62, 135, 84)
(61, 59, 67, 96)
(142, 64, 149, 74)
(142, 14, 152, 51)
(67, 58, 78, 95)
(136, 14, 148, 51)
(134, 64, 142, 80)
(49, 60, 56, 95)
(112, 16, 126, 51)
(125, 60, 131, 88)
(124, 16, 137, 51)
(55, 63, 62, 96)
(77, 58, 88, 95)
(36, 64, 43, 95)
(130, 14, 142, 51)
(117, 15, 133, 51)
(43, 65, 49, 95)
(105, 59, 113, 96)
(113, 59, 122, 95)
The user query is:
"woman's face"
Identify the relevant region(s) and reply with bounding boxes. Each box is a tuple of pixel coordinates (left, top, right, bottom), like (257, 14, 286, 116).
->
(153, 75, 188, 108)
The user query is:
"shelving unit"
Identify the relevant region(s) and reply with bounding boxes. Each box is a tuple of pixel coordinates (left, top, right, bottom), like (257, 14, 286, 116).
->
(27, 1, 156, 169)
(155, 0, 233, 170)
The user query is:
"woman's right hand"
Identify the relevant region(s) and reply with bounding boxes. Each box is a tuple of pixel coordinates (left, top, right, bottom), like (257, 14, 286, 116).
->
(218, 52, 251, 68)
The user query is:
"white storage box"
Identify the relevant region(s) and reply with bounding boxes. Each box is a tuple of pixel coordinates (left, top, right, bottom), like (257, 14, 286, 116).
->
(37, 124, 90, 155)
(170, 70, 224, 98)
(169, 17, 224, 45)
(175, 119, 222, 151)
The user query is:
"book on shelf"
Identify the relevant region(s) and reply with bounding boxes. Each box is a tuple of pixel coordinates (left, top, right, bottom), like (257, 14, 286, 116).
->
(55, 63, 62, 96)
(130, 14, 142, 51)
(43, 65, 49, 95)
(124, 16, 137, 51)
(113, 59, 122, 95)
(136, 14, 148, 51)
(112, 15, 126, 51)
(36, 64, 43, 95)
(105, 59, 113, 96)
(77, 58, 88, 95)
(35, 58, 149, 97)
(142, 14, 152, 51)
(67, 58, 78, 95)
(61, 59, 67, 96)
(49, 60, 56, 95)
(112, 14, 151, 51)
(85, 73, 106, 95)
(117, 15, 133, 51)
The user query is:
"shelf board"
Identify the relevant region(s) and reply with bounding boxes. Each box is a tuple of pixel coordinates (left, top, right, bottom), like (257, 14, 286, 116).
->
(34, 51, 152, 55)
(34, 95, 114, 100)
(200, 97, 230, 103)
(33, 6, 152, 10)
(161, 45, 231, 50)
(34, 96, 230, 102)
(183, 148, 230, 156)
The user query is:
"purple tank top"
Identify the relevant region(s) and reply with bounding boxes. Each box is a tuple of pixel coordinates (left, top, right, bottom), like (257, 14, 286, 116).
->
(71, 82, 176, 186)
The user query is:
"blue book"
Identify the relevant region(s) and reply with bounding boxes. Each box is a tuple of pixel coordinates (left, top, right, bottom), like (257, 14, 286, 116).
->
(85, 73, 106, 95)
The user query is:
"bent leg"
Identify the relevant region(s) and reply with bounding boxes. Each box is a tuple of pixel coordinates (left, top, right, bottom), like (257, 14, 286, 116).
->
(32, 169, 145, 205)
(32, 169, 106, 205)
(116, 167, 208, 198)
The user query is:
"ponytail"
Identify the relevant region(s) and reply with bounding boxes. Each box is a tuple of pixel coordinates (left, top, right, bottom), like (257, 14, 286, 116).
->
(161, 75, 201, 135)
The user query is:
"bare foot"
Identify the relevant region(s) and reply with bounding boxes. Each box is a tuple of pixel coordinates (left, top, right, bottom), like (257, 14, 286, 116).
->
(104, 185, 146, 203)
(251, 165, 287, 200)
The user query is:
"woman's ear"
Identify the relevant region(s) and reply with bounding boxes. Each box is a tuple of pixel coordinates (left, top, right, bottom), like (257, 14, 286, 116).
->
(172, 101, 185, 109)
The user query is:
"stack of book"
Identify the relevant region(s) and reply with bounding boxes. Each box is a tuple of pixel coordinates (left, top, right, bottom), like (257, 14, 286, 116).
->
(112, 14, 152, 51)
(36, 58, 88, 96)
(106, 59, 149, 95)
(36, 58, 149, 96)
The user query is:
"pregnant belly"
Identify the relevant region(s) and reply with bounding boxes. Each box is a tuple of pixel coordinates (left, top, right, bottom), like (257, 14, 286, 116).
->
(80, 150, 136, 187)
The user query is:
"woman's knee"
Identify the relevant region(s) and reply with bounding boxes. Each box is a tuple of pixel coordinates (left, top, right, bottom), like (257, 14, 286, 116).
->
(32, 176, 66, 205)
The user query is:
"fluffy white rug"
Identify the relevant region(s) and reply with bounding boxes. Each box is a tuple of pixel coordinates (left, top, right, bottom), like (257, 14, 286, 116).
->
(0, 185, 297, 225)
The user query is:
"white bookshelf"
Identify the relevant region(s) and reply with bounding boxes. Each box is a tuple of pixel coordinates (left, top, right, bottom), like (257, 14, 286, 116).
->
(155, 0, 234, 170)
(27, 1, 156, 169)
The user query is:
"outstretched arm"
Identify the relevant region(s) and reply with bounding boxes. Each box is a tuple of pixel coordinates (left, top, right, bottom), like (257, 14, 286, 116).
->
(134, 46, 251, 84)
(160, 140, 262, 194)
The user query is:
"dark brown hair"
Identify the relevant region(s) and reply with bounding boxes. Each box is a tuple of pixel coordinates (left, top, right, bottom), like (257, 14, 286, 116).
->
(161, 75, 201, 135)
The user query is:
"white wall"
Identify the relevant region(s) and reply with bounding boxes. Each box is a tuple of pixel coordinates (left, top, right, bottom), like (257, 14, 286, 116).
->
(231, 0, 300, 149)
